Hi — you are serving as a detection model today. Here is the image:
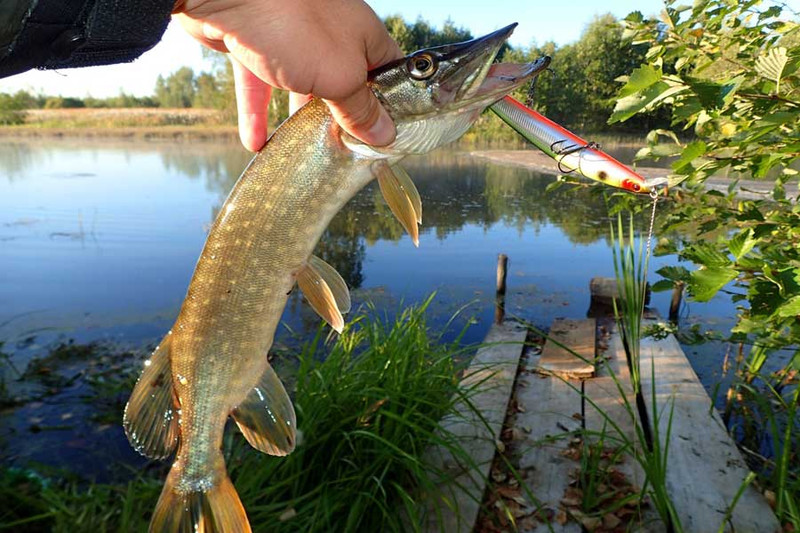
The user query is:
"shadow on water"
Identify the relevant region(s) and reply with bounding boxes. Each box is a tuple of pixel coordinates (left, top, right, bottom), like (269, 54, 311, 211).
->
(0, 138, 736, 480)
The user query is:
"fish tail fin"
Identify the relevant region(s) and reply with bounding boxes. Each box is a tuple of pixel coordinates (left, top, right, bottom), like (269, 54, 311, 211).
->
(149, 459, 251, 533)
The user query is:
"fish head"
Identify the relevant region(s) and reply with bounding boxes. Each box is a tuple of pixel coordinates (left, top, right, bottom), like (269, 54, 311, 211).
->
(345, 24, 551, 157)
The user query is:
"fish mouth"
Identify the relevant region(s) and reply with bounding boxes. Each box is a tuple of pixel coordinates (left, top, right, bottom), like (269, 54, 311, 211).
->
(472, 57, 552, 102)
(426, 23, 551, 110)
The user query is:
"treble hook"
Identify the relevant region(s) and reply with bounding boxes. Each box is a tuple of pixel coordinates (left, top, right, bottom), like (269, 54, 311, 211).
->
(550, 139, 602, 174)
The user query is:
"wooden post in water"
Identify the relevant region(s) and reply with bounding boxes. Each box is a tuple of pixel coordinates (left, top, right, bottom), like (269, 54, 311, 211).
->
(496, 254, 508, 295)
(669, 281, 685, 324)
(495, 254, 508, 324)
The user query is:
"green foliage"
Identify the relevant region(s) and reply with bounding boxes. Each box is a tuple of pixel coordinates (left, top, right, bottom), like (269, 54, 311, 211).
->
(0, 92, 26, 125)
(501, 15, 670, 133)
(155, 66, 196, 108)
(616, 0, 800, 364)
(385, 16, 473, 54)
(43, 97, 85, 109)
(612, 1, 800, 524)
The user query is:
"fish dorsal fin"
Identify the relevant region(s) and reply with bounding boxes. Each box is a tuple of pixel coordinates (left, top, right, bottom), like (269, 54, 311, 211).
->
(231, 364, 296, 456)
(375, 162, 422, 247)
(297, 255, 350, 332)
(123, 336, 179, 460)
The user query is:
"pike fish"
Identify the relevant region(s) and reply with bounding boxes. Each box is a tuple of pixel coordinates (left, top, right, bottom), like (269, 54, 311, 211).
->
(123, 24, 549, 532)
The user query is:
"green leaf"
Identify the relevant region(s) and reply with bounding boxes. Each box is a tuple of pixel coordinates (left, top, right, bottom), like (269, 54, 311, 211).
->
(728, 228, 756, 261)
(656, 265, 691, 281)
(686, 76, 744, 109)
(672, 140, 707, 173)
(610, 82, 686, 124)
(690, 267, 738, 302)
(755, 47, 788, 90)
(617, 64, 662, 98)
(775, 295, 800, 318)
(651, 279, 677, 292)
(682, 242, 732, 267)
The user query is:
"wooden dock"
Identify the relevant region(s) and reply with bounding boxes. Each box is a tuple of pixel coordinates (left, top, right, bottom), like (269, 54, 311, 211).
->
(420, 277, 779, 532)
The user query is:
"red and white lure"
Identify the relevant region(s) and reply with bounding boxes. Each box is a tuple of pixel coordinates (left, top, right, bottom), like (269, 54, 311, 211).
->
(490, 95, 666, 195)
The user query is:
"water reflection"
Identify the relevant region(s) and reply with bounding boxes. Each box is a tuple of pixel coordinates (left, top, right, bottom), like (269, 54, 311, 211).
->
(0, 139, 725, 358)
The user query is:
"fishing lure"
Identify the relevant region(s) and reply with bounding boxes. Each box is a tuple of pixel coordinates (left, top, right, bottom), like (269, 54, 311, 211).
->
(490, 95, 661, 195)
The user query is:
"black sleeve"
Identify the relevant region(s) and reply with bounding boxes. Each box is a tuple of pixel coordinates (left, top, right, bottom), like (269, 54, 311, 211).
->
(0, 0, 176, 79)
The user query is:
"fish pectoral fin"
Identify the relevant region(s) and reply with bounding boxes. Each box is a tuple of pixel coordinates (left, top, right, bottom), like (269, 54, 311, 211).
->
(297, 256, 350, 333)
(123, 336, 179, 460)
(232, 364, 296, 456)
(375, 162, 422, 247)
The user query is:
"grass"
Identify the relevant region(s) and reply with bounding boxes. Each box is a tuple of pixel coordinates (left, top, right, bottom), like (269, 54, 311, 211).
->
(0, 297, 486, 532)
(608, 210, 682, 532)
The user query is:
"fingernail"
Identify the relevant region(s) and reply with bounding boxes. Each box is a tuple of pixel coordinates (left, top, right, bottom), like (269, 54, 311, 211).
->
(367, 109, 396, 146)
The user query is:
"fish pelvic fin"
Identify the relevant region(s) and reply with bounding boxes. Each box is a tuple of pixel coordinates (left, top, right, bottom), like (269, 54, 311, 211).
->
(123, 335, 179, 460)
(149, 460, 250, 533)
(297, 255, 350, 333)
(232, 363, 297, 456)
(375, 162, 422, 247)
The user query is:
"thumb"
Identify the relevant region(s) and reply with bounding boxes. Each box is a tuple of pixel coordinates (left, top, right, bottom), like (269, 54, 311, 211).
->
(323, 85, 395, 146)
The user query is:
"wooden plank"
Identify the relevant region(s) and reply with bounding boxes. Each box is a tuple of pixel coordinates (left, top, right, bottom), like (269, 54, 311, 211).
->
(515, 367, 583, 533)
(420, 322, 527, 533)
(536, 318, 596, 379)
(584, 329, 666, 532)
(640, 330, 780, 533)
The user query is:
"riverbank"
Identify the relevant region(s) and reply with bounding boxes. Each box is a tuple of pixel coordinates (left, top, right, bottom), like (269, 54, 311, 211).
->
(0, 107, 239, 141)
(468, 148, 778, 201)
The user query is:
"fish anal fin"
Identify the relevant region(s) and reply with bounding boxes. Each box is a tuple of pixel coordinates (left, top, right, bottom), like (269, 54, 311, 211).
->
(232, 364, 296, 456)
(149, 461, 250, 533)
(123, 336, 179, 460)
(297, 259, 345, 332)
(375, 162, 422, 247)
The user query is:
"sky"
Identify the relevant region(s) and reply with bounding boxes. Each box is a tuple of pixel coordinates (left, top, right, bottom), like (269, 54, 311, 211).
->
(1, 0, 798, 98)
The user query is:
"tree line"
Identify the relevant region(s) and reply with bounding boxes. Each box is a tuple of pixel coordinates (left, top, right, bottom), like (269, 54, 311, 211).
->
(1, 13, 668, 133)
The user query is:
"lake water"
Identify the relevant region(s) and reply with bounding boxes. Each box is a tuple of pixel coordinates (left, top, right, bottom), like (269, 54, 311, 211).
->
(0, 138, 738, 479)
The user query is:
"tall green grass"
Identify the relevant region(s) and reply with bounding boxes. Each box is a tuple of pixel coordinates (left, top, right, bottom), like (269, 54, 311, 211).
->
(0, 297, 479, 532)
(231, 298, 477, 532)
(608, 211, 682, 532)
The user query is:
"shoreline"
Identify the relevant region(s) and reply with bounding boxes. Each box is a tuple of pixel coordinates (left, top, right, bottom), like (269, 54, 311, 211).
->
(467, 148, 778, 201)
(0, 125, 239, 141)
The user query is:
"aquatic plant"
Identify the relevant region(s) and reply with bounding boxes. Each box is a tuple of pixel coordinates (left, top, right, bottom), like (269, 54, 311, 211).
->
(608, 210, 682, 532)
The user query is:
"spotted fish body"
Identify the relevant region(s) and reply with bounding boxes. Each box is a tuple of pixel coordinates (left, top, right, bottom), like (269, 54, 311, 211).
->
(168, 100, 372, 496)
(123, 24, 549, 532)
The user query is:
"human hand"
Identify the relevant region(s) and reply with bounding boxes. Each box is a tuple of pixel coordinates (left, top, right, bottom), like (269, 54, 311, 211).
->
(173, 0, 403, 152)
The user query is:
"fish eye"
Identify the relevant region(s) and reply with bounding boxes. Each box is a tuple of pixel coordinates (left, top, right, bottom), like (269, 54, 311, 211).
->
(632, 182, 641, 192)
(407, 53, 438, 80)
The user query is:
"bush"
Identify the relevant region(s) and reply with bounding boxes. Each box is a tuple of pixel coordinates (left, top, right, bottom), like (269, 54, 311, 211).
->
(0, 93, 26, 125)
